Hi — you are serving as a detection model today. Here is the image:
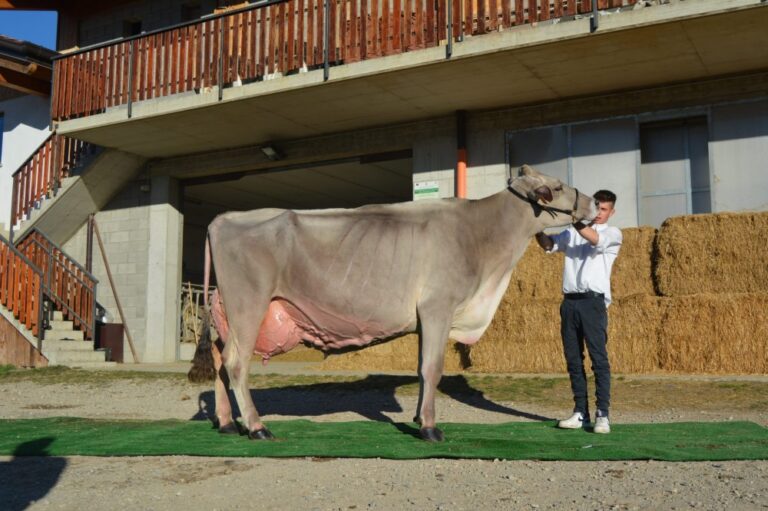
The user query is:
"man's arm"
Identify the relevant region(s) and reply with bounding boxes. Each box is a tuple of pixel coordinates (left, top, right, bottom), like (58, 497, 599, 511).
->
(535, 232, 554, 251)
(573, 222, 599, 246)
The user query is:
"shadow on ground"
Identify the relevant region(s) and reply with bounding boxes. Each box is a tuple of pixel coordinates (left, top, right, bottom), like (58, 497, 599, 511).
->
(0, 438, 67, 511)
(192, 374, 554, 426)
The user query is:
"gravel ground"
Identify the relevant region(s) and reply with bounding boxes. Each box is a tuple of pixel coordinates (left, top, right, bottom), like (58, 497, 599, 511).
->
(1, 367, 766, 511)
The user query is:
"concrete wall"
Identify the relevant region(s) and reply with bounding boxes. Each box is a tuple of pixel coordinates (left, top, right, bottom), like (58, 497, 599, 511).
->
(72, 0, 220, 48)
(63, 175, 183, 363)
(0, 94, 50, 231)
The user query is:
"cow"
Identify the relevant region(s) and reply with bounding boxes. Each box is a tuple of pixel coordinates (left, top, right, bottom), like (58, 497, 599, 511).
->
(188, 164, 596, 442)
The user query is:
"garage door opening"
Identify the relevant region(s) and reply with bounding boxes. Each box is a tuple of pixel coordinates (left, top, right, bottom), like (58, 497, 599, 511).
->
(180, 151, 413, 285)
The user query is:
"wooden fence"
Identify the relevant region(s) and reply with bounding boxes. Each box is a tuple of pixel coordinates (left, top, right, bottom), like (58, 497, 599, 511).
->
(10, 134, 92, 227)
(51, 0, 637, 121)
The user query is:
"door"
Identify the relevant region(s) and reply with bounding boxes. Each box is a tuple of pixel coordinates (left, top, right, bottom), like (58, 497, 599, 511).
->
(639, 117, 711, 227)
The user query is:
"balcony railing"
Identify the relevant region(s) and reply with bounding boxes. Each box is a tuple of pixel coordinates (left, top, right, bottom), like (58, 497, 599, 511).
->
(10, 133, 93, 228)
(51, 0, 637, 122)
(15, 229, 98, 342)
(1, 234, 44, 341)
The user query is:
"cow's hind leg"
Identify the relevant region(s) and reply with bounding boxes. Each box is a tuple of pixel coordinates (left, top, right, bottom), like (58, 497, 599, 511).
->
(414, 310, 451, 442)
(221, 304, 275, 440)
(212, 339, 238, 434)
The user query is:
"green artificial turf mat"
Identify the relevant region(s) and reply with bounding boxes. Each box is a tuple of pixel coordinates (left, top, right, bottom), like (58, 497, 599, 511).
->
(0, 418, 766, 461)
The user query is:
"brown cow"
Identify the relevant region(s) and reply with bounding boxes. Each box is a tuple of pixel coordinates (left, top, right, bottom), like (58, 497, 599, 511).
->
(189, 165, 596, 441)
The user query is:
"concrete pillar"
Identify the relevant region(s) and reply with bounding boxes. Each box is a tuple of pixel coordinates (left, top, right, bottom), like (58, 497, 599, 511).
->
(143, 176, 183, 362)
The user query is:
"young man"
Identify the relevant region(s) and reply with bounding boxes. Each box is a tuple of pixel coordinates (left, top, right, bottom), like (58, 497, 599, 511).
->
(535, 190, 622, 434)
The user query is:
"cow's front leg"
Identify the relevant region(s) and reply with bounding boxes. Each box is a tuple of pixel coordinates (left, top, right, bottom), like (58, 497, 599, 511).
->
(415, 313, 451, 442)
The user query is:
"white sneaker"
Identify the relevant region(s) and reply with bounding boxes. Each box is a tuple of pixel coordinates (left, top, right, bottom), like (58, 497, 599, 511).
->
(558, 412, 588, 429)
(594, 416, 611, 434)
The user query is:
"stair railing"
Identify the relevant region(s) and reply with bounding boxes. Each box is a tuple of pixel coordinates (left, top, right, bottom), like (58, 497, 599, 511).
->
(15, 229, 98, 341)
(0, 234, 45, 347)
(10, 133, 93, 230)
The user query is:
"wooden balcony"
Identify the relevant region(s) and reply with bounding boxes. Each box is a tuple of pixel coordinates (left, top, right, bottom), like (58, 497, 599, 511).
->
(52, 0, 634, 122)
(49, 0, 768, 159)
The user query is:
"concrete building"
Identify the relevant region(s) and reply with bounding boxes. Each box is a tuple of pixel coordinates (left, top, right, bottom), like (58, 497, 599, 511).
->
(2, 0, 767, 364)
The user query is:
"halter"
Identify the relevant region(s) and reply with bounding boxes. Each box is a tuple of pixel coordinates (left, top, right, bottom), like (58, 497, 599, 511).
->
(507, 179, 581, 220)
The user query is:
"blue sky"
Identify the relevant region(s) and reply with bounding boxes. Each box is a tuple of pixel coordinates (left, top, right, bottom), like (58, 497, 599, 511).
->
(0, 10, 58, 50)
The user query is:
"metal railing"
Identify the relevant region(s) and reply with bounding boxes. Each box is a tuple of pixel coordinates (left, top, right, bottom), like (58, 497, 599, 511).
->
(0, 234, 44, 345)
(10, 133, 94, 228)
(15, 229, 99, 341)
(51, 0, 638, 122)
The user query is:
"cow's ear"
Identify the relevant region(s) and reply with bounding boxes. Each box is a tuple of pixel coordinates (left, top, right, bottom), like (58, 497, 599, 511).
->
(527, 185, 553, 204)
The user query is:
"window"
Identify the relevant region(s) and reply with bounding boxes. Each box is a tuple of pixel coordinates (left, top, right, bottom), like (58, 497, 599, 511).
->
(639, 117, 711, 227)
(123, 19, 142, 37)
(181, 2, 201, 22)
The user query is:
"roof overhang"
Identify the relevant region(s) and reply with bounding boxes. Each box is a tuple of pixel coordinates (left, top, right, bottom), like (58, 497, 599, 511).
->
(0, 36, 55, 96)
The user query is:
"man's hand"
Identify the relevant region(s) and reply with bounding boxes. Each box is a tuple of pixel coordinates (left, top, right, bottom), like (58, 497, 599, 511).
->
(535, 232, 554, 251)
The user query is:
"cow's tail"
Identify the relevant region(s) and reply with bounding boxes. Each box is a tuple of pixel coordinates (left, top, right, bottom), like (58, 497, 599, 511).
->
(187, 235, 216, 383)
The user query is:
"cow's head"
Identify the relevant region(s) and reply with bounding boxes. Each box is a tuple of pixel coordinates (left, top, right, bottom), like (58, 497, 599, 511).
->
(510, 164, 596, 225)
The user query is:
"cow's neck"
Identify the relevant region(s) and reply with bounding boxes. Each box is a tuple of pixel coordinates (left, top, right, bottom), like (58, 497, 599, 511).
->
(474, 190, 553, 252)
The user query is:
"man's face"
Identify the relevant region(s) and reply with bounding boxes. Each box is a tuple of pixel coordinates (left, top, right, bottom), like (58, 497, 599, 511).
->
(592, 201, 615, 225)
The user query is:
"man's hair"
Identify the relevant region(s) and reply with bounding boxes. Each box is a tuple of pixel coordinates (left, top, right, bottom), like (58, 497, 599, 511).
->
(593, 189, 617, 205)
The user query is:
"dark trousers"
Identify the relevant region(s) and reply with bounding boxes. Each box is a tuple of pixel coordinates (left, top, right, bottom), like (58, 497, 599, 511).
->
(560, 296, 611, 417)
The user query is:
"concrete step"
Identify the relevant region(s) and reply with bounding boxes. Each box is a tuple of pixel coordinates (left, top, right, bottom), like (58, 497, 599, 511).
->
(43, 349, 107, 365)
(42, 339, 95, 352)
(50, 319, 74, 330)
(53, 311, 64, 321)
(45, 328, 84, 341)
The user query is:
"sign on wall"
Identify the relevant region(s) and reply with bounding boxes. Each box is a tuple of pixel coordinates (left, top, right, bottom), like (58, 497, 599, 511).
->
(413, 181, 440, 201)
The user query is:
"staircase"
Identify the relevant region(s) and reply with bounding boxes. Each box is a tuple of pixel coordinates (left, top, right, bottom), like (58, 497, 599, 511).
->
(10, 133, 146, 246)
(42, 311, 115, 368)
(2, 131, 145, 367)
(1, 230, 115, 367)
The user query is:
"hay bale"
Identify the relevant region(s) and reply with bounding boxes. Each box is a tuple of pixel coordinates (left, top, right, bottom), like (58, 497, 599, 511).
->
(612, 227, 656, 298)
(469, 294, 666, 374)
(658, 293, 768, 374)
(506, 242, 564, 300)
(655, 211, 768, 296)
(469, 299, 564, 373)
(272, 345, 325, 362)
(318, 334, 466, 373)
(608, 294, 666, 373)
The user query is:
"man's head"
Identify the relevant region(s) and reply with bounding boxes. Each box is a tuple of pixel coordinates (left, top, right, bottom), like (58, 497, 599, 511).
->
(592, 190, 617, 225)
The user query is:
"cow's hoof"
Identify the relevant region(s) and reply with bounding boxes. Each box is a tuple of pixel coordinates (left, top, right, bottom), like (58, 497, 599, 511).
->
(218, 423, 240, 435)
(248, 427, 275, 441)
(420, 427, 444, 442)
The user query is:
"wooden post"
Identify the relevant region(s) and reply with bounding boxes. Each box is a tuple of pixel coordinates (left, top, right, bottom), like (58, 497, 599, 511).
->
(92, 218, 140, 363)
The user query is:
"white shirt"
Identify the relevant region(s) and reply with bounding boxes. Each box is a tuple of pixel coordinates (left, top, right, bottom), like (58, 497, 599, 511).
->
(548, 223, 623, 306)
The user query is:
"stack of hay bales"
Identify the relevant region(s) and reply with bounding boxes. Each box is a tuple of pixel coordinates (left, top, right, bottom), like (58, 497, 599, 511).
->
(653, 212, 768, 373)
(321, 211, 768, 375)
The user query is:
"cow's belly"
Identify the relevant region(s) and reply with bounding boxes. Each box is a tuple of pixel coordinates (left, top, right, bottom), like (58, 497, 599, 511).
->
(255, 298, 414, 360)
